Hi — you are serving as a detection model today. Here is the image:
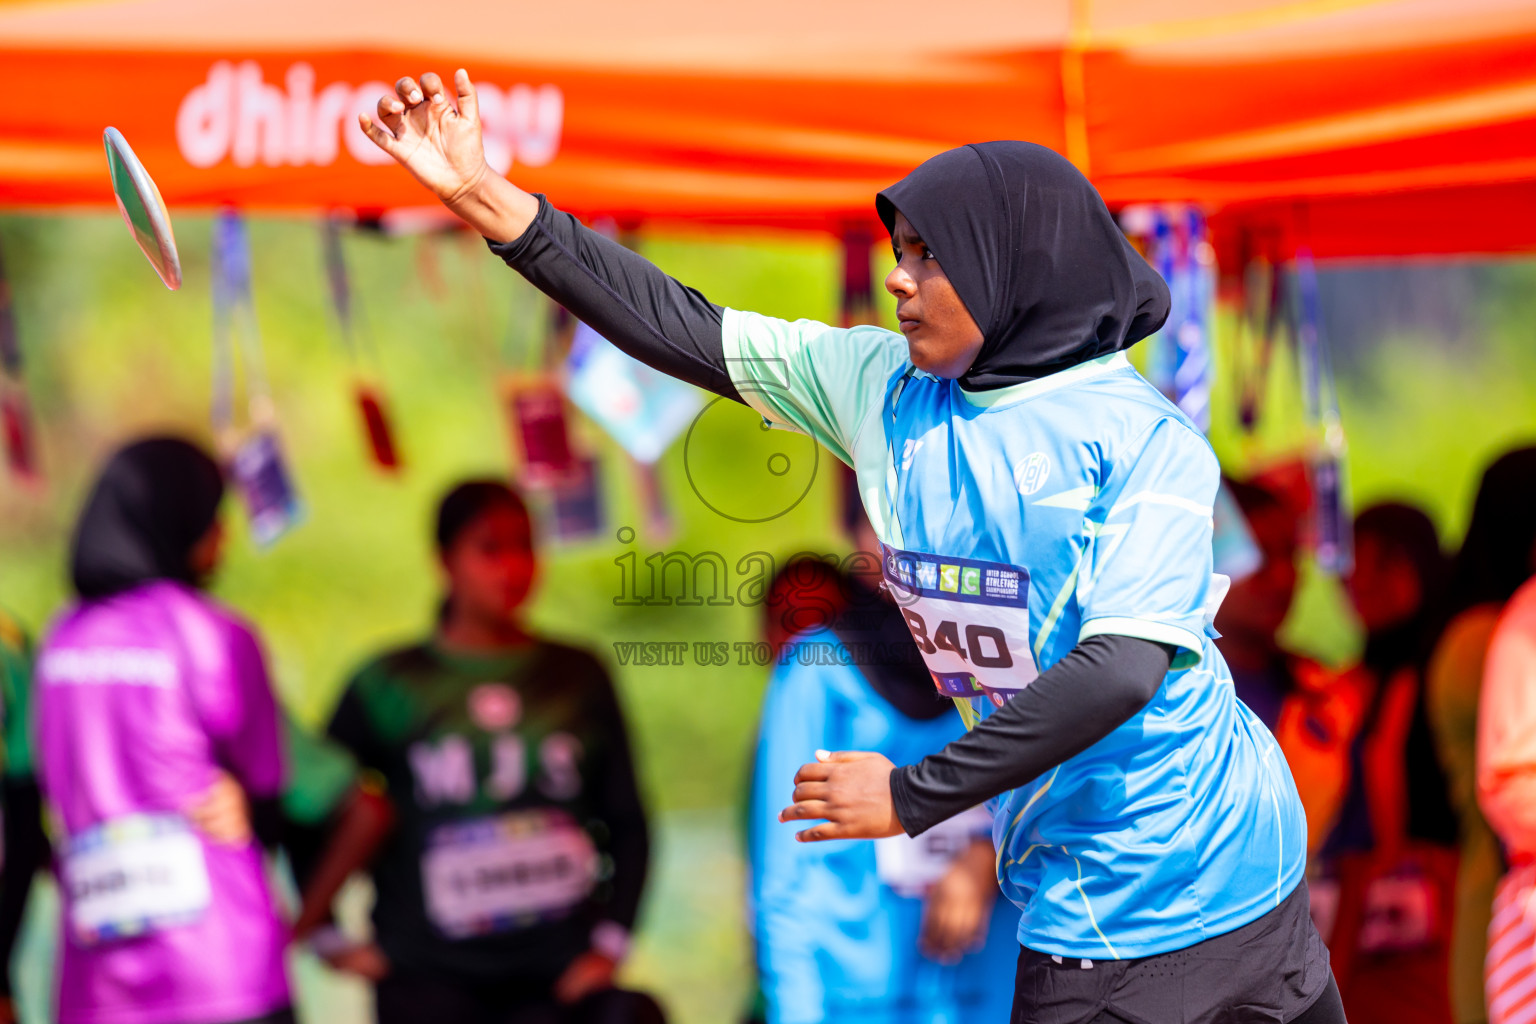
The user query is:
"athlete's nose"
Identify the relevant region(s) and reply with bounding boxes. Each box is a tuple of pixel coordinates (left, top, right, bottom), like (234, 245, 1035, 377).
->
(885, 262, 916, 300)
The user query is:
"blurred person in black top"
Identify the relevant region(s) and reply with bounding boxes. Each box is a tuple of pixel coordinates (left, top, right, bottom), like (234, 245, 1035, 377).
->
(324, 481, 660, 1024)
(1322, 503, 1457, 1024)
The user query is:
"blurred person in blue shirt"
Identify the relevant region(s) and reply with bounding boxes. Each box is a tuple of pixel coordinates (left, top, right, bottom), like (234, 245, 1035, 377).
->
(748, 506, 1017, 1024)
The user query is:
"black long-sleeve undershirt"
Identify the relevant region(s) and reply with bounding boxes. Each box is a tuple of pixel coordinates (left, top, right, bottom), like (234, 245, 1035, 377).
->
(484, 197, 1182, 838)
(891, 635, 1175, 836)
(488, 194, 738, 402)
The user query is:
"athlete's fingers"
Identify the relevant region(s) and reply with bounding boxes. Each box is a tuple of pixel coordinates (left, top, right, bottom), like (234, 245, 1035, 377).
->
(358, 115, 401, 158)
(792, 761, 833, 785)
(375, 95, 407, 136)
(790, 780, 831, 803)
(454, 68, 479, 123)
(420, 71, 450, 111)
(778, 799, 831, 823)
(394, 76, 423, 106)
(795, 822, 845, 842)
(819, 749, 880, 763)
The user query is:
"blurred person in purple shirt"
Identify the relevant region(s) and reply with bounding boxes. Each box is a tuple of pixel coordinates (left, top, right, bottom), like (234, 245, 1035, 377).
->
(34, 438, 291, 1024)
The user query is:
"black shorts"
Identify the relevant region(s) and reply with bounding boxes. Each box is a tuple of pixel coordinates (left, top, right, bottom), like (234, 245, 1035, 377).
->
(1011, 880, 1343, 1024)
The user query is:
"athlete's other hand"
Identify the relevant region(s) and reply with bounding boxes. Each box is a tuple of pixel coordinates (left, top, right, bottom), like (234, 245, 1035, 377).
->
(920, 838, 997, 963)
(780, 750, 903, 840)
(359, 70, 539, 243)
(185, 769, 251, 846)
(554, 950, 617, 1004)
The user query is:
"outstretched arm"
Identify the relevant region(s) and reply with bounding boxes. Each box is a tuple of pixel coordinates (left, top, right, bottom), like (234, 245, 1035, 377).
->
(361, 71, 737, 401)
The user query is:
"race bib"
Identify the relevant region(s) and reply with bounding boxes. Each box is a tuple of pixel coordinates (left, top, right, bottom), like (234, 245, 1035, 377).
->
(63, 814, 211, 945)
(422, 809, 599, 938)
(881, 545, 1037, 727)
(874, 806, 992, 897)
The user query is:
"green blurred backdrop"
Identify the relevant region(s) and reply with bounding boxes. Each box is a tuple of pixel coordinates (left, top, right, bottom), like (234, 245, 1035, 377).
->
(1, 213, 1534, 1024)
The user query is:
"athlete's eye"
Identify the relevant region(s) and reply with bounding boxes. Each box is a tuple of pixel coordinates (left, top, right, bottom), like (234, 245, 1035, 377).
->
(922, 247, 937, 261)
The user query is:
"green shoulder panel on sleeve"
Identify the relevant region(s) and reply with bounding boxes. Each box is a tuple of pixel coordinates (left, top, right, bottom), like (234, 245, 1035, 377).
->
(722, 309, 909, 466)
(281, 712, 359, 827)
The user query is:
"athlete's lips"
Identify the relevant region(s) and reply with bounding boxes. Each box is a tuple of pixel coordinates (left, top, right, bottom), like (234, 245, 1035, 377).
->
(897, 314, 921, 334)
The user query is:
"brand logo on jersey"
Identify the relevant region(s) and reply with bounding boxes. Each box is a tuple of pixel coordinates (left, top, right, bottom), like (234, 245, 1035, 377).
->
(1013, 453, 1051, 495)
(960, 567, 981, 595)
(938, 564, 960, 592)
(469, 684, 521, 732)
(900, 439, 924, 471)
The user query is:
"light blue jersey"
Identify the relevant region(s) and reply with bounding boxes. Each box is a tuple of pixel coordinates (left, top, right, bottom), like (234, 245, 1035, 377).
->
(726, 311, 1307, 961)
(750, 628, 1019, 1024)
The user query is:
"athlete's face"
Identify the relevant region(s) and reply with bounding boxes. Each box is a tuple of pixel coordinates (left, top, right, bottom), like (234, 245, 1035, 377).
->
(441, 504, 538, 623)
(885, 212, 984, 379)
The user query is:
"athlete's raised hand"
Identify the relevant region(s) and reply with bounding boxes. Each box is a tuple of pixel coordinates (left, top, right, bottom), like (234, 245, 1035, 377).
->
(780, 749, 904, 841)
(359, 69, 539, 243)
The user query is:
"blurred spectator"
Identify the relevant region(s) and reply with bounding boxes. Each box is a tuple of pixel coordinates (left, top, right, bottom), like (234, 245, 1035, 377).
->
(747, 512, 1017, 1024)
(1322, 503, 1457, 1024)
(0, 606, 44, 1024)
(1477, 575, 1536, 1023)
(1219, 473, 1363, 857)
(762, 556, 846, 657)
(323, 480, 662, 1024)
(35, 438, 293, 1024)
(1429, 447, 1536, 1024)
(1215, 476, 1303, 730)
(280, 715, 394, 962)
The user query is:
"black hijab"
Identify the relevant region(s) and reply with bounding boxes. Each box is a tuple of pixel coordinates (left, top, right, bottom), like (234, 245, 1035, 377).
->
(70, 437, 225, 600)
(876, 141, 1170, 390)
(1446, 446, 1536, 619)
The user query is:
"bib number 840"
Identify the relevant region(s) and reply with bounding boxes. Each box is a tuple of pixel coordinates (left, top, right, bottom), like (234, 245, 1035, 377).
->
(900, 610, 1014, 668)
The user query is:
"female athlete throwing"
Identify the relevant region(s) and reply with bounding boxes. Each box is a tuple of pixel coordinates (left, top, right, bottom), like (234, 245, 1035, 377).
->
(360, 70, 1344, 1024)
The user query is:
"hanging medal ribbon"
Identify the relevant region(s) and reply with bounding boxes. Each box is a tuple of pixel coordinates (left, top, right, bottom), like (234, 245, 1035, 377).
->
(1162, 208, 1214, 432)
(1237, 247, 1285, 435)
(1117, 206, 1211, 420)
(631, 457, 672, 542)
(549, 454, 605, 544)
(212, 210, 301, 546)
(0, 239, 38, 482)
(322, 216, 401, 471)
(1295, 248, 1352, 575)
(507, 304, 604, 543)
(505, 303, 578, 487)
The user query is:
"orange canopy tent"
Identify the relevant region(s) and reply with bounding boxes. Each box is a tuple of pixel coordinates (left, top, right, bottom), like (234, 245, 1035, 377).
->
(0, 0, 1533, 259)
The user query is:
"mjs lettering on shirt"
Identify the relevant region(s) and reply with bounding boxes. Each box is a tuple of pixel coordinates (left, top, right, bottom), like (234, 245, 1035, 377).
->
(409, 731, 585, 807)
